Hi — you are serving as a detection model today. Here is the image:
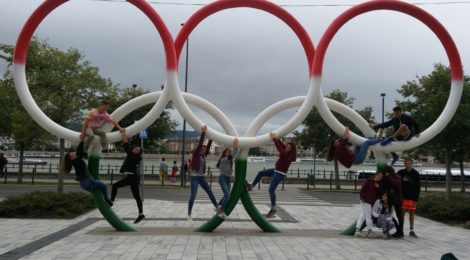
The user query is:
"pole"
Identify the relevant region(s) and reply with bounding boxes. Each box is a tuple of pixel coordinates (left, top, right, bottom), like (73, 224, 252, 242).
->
(381, 93, 386, 123)
(140, 136, 144, 202)
(180, 26, 189, 187)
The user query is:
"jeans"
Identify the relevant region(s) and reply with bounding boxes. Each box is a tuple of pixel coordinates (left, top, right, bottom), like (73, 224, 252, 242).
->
(377, 215, 395, 233)
(188, 176, 218, 215)
(80, 176, 109, 198)
(218, 175, 231, 210)
(354, 138, 381, 164)
(356, 201, 373, 230)
(252, 169, 285, 207)
(111, 173, 142, 213)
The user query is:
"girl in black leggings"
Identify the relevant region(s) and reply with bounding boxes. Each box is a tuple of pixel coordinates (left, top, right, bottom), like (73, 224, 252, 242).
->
(111, 133, 144, 223)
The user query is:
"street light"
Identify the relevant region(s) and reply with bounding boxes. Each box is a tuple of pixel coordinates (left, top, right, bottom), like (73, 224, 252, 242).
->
(380, 93, 386, 123)
(180, 23, 189, 187)
(132, 84, 137, 97)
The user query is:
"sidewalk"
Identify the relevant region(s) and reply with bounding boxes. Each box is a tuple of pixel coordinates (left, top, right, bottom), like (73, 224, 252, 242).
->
(0, 196, 468, 260)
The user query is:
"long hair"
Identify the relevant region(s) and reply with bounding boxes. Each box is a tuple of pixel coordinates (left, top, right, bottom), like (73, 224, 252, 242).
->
(384, 165, 395, 175)
(380, 191, 393, 212)
(216, 148, 232, 168)
(64, 153, 73, 173)
(326, 139, 336, 161)
(288, 142, 297, 160)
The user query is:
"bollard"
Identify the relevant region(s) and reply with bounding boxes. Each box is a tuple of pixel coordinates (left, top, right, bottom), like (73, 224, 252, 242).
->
(49, 164, 52, 173)
(425, 173, 428, 192)
(329, 172, 332, 190)
(110, 170, 114, 185)
(354, 174, 357, 191)
(32, 167, 36, 185)
(151, 165, 154, 175)
(297, 168, 300, 184)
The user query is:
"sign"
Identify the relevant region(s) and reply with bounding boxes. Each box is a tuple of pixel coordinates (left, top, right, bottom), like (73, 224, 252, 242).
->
(139, 128, 148, 139)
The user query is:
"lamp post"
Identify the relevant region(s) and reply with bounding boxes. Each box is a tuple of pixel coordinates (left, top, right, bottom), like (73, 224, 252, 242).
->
(380, 93, 386, 123)
(132, 84, 137, 97)
(180, 23, 189, 187)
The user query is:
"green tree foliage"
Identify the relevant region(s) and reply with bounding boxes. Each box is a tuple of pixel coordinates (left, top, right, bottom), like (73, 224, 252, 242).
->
(397, 63, 470, 197)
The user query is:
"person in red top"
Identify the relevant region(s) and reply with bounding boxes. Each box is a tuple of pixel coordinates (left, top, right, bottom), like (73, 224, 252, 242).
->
(171, 161, 179, 183)
(355, 171, 384, 237)
(326, 128, 380, 168)
(247, 132, 297, 218)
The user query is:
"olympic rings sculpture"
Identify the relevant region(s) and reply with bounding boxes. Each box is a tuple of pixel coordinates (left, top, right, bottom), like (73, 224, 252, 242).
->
(13, 0, 463, 232)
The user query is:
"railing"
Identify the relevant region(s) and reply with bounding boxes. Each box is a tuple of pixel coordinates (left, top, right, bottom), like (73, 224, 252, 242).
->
(1, 164, 469, 192)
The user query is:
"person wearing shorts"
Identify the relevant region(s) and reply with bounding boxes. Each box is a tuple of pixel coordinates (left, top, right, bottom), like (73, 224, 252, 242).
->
(397, 158, 421, 238)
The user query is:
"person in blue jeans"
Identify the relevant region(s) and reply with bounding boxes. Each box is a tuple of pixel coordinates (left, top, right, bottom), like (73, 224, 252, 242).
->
(247, 132, 297, 218)
(326, 127, 380, 168)
(216, 147, 236, 219)
(64, 139, 113, 207)
(187, 125, 221, 222)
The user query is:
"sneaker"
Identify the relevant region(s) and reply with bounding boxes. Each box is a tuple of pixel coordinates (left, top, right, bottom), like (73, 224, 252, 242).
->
(104, 198, 113, 207)
(365, 230, 374, 238)
(217, 211, 227, 219)
(266, 209, 277, 218)
(409, 231, 418, 238)
(380, 137, 395, 146)
(134, 214, 145, 224)
(391, 152, 400, 165)
(392, 232, 404, 238)
(354, 231, 364, 237)
(187, 215, 193, 223)
(383, 232, 391, 240)
(245, 180, 253, 191)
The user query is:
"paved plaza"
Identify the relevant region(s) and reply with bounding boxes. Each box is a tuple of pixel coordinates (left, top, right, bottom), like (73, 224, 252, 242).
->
(0, 187, 468, 260)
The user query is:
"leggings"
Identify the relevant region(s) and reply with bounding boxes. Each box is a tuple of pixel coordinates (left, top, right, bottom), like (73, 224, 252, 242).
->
(111, 173, 143, 214)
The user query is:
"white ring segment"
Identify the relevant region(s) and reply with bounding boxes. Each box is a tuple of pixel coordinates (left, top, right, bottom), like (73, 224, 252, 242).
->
(239, 95, 386, 164)
(313, 76, 463, 152)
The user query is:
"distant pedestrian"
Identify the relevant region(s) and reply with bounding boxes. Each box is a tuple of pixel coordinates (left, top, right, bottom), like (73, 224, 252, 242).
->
(171, 161, 179, 183)
(111, 133, 145, 224)
(216, 147, 236, 219)
(64, 138, 113, 207)
(247, 132, 297, 218)
(355, 171, 384, 238)
(80, 100, 125, 152)
(0, 153, 8, 177)
(397, 158, 421, 238)
(159, 158, 168, 182)
(187, 125, 219, 223)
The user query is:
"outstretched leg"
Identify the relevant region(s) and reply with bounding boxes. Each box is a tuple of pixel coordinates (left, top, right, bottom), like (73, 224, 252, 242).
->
(354, 138, 381, 164)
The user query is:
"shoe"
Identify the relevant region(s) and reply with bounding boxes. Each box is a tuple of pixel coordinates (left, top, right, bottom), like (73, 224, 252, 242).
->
(392, 232, 404, 238)
(266, 209, 277, 218)
(217, 211, 227, 219)
(365, 230, 374, 238)
(245, 180, 253, 191)
(383, 232, 391, 240)
(134, 214, 145, 224)
(187, 215, 193, 223)
(104, 198, 113, 207)
(354, 230, 364, 237)
(380, 137, 395, 146)
(391, 153, 400, 165)
(409, 231, 418, 238)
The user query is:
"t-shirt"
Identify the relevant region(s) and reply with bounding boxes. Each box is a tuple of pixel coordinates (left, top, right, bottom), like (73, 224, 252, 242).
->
(86, 109, 113, 128)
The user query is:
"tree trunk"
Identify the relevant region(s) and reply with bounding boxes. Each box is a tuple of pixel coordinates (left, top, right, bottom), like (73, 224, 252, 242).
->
(17, 146, 24, 184)
(460, 159, 465, 193)
(57, 138, 65, 194)
(334, 157, 341, 190)
(445, 151, 452, 200)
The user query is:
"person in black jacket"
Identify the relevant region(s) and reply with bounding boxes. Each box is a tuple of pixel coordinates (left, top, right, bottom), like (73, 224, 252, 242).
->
(397, 158, 421, 238)
(64, 140, 113, 207)
(111, 133, 145, 224)
(372, 106, 420, 145)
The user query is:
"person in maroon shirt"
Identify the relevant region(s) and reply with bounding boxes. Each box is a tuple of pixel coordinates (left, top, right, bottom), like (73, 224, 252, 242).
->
(247, 132, 297, 218)
(326, 128, 380, 168)
(355, 171, 384, 237)
(382, 165, 405, 238)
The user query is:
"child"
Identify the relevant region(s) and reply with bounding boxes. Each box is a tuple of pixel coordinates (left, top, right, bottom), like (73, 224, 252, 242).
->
(111, 133, 144, 224)
(355, 171, 384, 237)
(171, 161, 179, 183)
(372, 192, 396, 239)
(64, 140, 113, 207)
(80, 100, 125, 152)
(216, 148, 234, 219)
(247, 132, 297, 218)
(326, 127, 380, 168)
(187, 125, 219, 222)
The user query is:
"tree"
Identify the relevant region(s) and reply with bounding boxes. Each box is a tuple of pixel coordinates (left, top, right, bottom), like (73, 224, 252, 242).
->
(294, 89, 375, 189)
(397, 63, 470, 198)
(1, 38, 119, 191)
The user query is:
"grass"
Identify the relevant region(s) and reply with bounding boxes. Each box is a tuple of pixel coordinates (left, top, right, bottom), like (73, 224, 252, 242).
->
(0, 191, 95, 219)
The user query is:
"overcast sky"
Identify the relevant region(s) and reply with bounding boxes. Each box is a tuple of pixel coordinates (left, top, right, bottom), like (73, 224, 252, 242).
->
(1, 0, 469, 137)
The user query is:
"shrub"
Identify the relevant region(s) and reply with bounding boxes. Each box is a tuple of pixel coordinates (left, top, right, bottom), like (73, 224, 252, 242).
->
(0, 191, 95, 219)
(417, 194, 470, 223)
